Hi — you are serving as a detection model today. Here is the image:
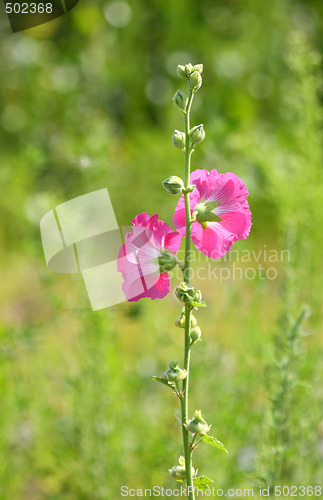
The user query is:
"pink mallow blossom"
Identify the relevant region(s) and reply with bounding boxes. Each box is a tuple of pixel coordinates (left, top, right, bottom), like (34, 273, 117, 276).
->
(118, 212, 181, 301)
(173, 169, 251, 259)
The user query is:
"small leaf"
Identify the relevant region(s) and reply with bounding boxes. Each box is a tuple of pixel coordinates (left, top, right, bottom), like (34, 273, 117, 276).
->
(191, 300, 207, 308)
(151, 376, 175, 390)
(178, 456, 185, 466)
(193, 476, 214, 491)
(201, 435, 228, 453)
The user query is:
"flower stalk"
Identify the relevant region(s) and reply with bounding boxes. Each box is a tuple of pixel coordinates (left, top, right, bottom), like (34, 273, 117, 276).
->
(120, 62, 248, 495)
(181, 84, 195, 499)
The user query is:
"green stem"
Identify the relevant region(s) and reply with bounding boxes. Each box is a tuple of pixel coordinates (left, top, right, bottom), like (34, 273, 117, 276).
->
(181, 87, 195, 500)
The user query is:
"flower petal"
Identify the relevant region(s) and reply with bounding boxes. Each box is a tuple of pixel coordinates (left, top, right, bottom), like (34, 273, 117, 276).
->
(191, 221, 235, 259)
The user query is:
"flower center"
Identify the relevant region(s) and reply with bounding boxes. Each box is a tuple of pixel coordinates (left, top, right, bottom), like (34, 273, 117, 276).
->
(194, 199, 222, 229)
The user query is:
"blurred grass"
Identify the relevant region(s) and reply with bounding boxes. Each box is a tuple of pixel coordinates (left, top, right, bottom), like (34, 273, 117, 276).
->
(0, 0, 323, 498)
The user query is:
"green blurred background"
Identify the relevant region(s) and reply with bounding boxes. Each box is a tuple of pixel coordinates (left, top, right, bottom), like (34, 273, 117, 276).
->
(1, 0, 323, 498)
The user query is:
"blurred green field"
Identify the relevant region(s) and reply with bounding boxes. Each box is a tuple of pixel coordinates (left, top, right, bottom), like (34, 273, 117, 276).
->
(1, 0, 323, 499)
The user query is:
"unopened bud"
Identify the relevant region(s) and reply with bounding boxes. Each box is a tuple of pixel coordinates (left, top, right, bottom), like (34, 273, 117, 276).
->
(190, 124, 205, 145)
(175, 310, 197, 329)
(173, 90, 188, 111)
(158, 249, 177, 272)
(184, 184, 196, 193)
(175, 283, 202, 304)
(172, 130, 185, 150)
(175, 283, 202, 303)
(193, 64, 203, 74)
(165, 361, 187, 382)
(175, 315, 186, 328)
(177, 65, 186, 78)
(169, 456, 195, 480)
(189, 71, 202, 90)
(162, 176, 184, 195)
(184, 63, 194, 76)
(185, 410, 211, 435)
(190, 326, 201, 343)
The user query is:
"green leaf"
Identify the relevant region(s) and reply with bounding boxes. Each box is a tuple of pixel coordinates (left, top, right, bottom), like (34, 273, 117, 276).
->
(193, 476, 214, 491)
(201, 435, 228, 453)
(191, 300, 207, 308)
(151, 376, 175, 390)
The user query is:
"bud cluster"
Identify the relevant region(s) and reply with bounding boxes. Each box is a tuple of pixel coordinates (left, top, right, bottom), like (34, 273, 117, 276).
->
(171, 63, 205, 153)
(175, 308, 202, 344)
(175, 282, 202, 305)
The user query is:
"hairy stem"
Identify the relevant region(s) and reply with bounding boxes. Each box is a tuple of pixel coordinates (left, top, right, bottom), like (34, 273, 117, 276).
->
(181, 87, 195, 500)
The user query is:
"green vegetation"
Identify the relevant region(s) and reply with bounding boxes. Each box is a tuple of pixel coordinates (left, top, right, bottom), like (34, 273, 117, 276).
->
(0, 0, 322, 498)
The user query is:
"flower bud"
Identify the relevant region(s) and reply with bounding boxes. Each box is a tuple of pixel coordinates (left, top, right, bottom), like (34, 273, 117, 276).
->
(158, 249, 177, 273)
(185, 184, 196, 193)
(175, 283, 202, 304)
(165, 360, 187, 382)
(190, 326, 201, 342)
(162, 176, 184, 195)
(193, 64, 203, 74)
(169, 464, 186, 479)
(189, 70, 202, 90)
(184, 63, 194, 76)
(172, 130, 185, 150)
(190, 312, 198, 328)
(175, 310, 198, 329)
(169, 456, 195, 480)
(177, 65, 186, 78)
(185, 410, 211, 435)
(175, 314, 186, 328)
(173, 90, 188, 111)
(190, 124, 205, 145)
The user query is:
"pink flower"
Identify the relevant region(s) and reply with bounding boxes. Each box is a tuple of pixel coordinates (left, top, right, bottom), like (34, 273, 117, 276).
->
(118, 212, 181, 301)
(173, 169, 251, 259)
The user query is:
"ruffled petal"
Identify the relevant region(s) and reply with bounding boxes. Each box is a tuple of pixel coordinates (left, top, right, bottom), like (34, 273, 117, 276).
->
(164, 231, 182, 253)
(132, 212, 151, 227)
(220, 210, 252, 240)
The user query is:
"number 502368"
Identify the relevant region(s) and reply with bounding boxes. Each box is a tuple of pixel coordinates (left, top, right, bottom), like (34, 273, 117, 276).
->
(5, 3, 53, 14)
(275, 485, 321, 496)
